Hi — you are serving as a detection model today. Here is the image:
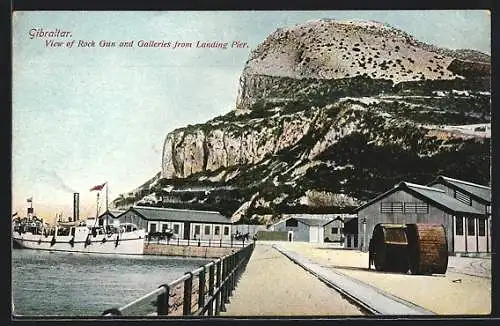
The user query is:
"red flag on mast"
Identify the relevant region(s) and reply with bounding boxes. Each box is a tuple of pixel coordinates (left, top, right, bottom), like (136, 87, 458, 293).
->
(90, 182, 107, 192)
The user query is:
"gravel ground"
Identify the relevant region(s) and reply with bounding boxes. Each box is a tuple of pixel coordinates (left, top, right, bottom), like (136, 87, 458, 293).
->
(221, 243, 364, 316)
(277, 242, 491, 315)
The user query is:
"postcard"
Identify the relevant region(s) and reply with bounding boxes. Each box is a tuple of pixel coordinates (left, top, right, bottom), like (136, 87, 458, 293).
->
(11, 10, 491, 318)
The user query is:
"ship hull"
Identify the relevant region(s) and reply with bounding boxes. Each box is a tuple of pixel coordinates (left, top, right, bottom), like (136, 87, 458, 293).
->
(12, 231, 146, 255)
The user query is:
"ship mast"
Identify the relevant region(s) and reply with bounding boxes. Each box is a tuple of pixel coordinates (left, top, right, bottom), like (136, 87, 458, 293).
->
(105, 182, 109, 228)
(106, 182, 109, 213)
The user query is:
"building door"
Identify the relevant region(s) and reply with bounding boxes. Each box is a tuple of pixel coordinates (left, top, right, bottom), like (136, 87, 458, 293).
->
(149, 222, 158, 234)
(453, 216, 465, 253)
(288, 231, 293, 242)
(309, 226, 319, 243)
(477, 217, 487, 252)
(192, 224, 201, 240)
(466, 217, 477, 253)
(172, 223, 181, 238)
(183, 222, 191, 240)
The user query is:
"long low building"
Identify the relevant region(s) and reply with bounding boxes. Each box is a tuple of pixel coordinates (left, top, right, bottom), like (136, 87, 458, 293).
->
(110, 206, 233, 241)
(355, 176, 491, 254)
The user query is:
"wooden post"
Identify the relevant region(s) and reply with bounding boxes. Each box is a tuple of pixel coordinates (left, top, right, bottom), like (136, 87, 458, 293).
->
(220, 258, 227, 312)
(157, 284, 170, 316)
(183, 272, 193, 315)
(215, 261, 221, 315)
(230, 255, 235, 295)
(198, 266, 206, 312)
(208, 263, 215, 316)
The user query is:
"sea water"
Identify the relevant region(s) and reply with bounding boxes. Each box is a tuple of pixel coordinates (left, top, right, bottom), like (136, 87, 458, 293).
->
(11, 249, 209, 316)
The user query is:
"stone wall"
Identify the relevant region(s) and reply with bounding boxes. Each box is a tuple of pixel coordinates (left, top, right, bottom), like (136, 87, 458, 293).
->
(144, 243, 238, 258)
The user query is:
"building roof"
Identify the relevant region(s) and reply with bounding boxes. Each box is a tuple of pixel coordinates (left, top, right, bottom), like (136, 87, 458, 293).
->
(356, 181, 484, 217)
(273, 216, 335, 227)
(281, 213, 354, 220)
(295, 218, 333, 226)
(428, 175, 491, 204)
(118, 206, 232, 224)
(98, 210, 126, 219)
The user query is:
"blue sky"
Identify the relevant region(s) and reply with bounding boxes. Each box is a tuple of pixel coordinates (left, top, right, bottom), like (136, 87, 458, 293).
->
(11, 10, 490, 222)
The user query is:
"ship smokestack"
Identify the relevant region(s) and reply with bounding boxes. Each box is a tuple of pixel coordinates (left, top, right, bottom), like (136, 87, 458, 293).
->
(73, 193, 80, 221)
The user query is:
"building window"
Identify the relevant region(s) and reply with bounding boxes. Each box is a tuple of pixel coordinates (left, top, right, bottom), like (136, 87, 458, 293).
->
(478, 218, 486, 236)
(404, 202, 429, 214)
(467, 217, 475, 236)
(149, 223, 157, 233)
(223, 226, 230, 236)
(214, 226, 220, 235)
(194, 225, 201, 235)
(173, 224, 180, 235)
(332, 227, 339, 234)
(380, 202, 403, 213)
(455, 217, 463, 236)
(162, 223, 170, 232)
(204, 225, 211, 235)
(286, 218, 298, 227)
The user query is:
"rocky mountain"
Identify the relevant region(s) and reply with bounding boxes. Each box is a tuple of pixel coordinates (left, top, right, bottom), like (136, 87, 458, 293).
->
(114, 19, 491, 225)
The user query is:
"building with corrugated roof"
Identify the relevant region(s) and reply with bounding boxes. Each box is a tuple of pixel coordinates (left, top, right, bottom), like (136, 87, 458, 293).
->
(427, 176, 491, 253)
(113, 206, 232, 241)
(355, 179, 490, 254)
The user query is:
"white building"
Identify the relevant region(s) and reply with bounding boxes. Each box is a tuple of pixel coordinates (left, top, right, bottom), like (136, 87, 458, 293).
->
(272, 216, 330, 243)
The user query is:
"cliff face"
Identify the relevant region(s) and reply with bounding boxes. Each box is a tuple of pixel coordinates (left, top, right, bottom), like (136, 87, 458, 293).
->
(161, 110, 313, 178)
(118, 19, 490, 224)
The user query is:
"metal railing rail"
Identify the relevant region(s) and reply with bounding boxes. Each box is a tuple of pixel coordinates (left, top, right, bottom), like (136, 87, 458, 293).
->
(102, 242, 255, 317)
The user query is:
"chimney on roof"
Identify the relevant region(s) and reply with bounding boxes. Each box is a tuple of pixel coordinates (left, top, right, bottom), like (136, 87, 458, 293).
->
(73, 193, 80, 221)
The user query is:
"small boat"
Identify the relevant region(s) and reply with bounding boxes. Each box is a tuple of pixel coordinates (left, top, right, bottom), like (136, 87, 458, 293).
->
(12, 185, 146, 255)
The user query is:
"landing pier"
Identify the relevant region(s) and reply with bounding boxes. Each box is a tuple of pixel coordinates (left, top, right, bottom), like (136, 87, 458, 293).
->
(102, 241, 491, 317)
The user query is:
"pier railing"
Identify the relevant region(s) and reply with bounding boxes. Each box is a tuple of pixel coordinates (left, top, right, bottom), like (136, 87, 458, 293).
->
(101, 242, 255, 317)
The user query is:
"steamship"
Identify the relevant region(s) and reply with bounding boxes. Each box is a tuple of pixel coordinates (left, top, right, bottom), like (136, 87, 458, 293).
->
(12, 192, 146, 255)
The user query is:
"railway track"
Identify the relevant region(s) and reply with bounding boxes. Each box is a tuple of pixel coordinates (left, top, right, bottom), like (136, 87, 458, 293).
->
(273, 244, 435, 316)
